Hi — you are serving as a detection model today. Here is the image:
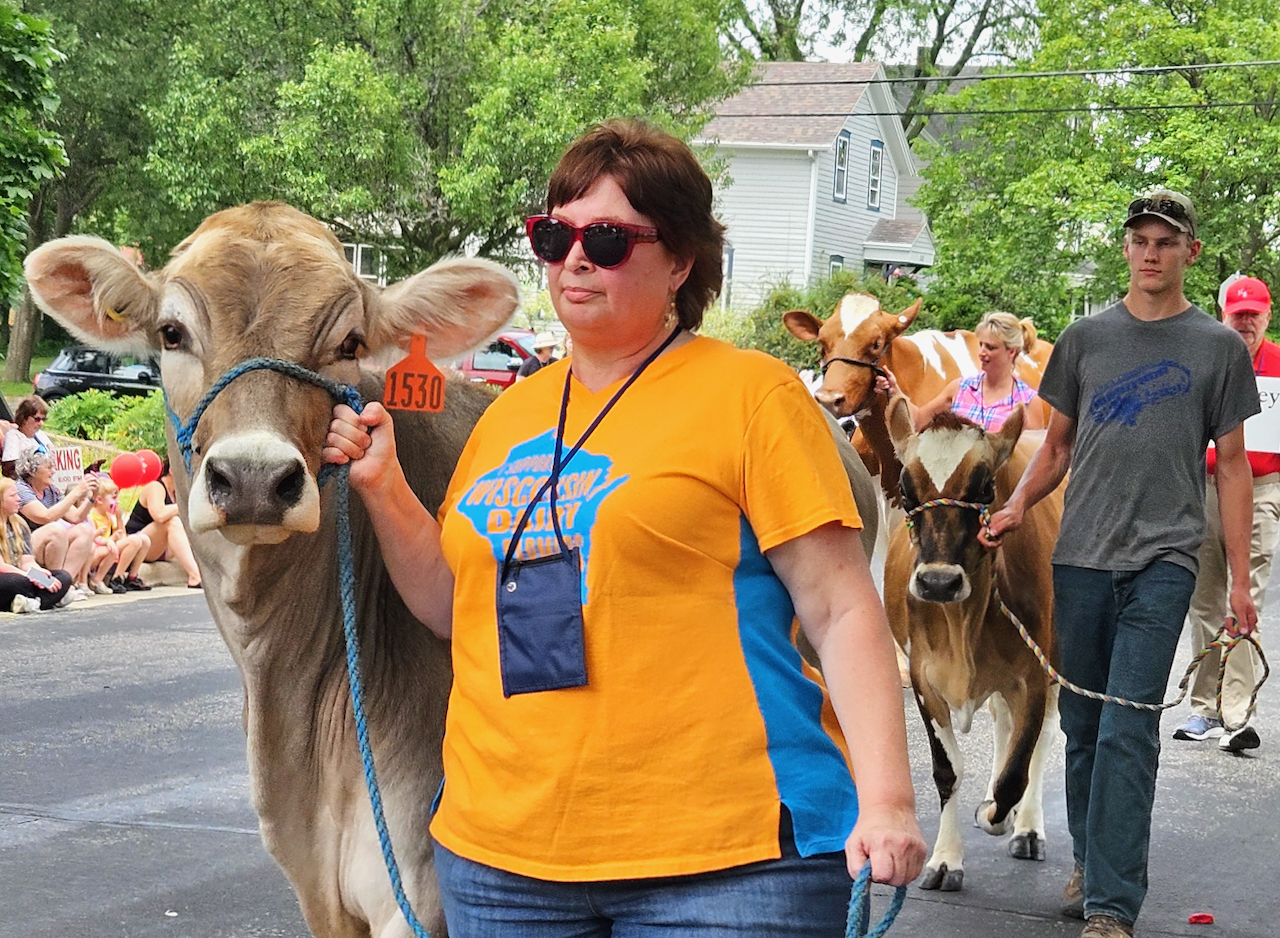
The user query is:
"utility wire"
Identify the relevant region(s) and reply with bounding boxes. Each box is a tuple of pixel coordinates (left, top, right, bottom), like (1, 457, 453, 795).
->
(754, 59, 1280, 86)
(717, 100, 1278, 118)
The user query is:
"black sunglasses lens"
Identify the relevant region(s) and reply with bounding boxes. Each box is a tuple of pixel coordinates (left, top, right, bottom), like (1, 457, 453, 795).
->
(531, 220, 572, 262)
(581, 224, 630, 268)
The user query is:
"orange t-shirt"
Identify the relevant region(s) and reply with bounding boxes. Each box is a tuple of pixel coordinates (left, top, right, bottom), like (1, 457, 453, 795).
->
(431, 336, 862, 881)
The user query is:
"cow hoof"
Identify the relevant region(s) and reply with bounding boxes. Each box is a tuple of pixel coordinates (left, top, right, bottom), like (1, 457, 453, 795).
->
(919, 864, 964, 891)
(1008, 832, 1047, 861)
(974, 800, 1015, 836)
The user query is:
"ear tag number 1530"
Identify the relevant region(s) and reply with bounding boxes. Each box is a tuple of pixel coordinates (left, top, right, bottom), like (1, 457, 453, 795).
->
(384, 334, 446, 412)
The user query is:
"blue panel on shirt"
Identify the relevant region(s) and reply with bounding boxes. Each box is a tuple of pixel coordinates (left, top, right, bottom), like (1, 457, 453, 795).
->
(733, 515, 859, 856)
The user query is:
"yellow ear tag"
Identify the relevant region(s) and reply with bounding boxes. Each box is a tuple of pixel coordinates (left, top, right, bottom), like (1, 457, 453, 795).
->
(104, 307, 125, 323)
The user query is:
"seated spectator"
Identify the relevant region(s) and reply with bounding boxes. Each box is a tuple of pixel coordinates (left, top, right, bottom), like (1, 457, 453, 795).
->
(87, 479, 151, 593)
(2, 396, 54, 479)
(15, 449, 96, 600)
(126, 459, 201, 588)
(0, 477, 73, 611)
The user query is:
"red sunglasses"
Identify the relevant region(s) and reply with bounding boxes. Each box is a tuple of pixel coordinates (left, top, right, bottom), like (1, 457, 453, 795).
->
(526, 215, 660, 269)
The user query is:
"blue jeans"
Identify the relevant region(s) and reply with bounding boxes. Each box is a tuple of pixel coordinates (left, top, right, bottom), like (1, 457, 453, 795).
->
(433, 828, 853, 937)
(1053, 562, 1195, 926)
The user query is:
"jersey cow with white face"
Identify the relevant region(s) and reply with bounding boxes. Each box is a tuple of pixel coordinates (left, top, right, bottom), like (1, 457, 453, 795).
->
(24, 202, 519, 937)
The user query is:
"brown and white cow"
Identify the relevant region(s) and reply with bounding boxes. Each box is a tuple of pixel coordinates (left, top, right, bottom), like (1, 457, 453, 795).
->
(784, 293, 1054, 495)
(883, 397, 1062, 891)
(24, 202, 520, 937)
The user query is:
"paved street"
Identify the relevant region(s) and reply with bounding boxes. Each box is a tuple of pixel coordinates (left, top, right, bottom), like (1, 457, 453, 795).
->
(1, 584, 1277, 938)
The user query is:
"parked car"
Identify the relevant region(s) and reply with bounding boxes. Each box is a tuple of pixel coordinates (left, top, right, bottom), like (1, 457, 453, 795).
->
(33, 346, 162, 402)
(450, 329, 537, 389)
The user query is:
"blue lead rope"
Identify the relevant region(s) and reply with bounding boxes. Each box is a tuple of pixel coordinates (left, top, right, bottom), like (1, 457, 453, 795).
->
(173, 357, 905, 938)
(847, 862, 907, 937)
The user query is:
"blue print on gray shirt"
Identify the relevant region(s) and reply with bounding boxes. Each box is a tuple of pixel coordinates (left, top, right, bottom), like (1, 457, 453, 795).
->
(1088, 360, 1191, 427)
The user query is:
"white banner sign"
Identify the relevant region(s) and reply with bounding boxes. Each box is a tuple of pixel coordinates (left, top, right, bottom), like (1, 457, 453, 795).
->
(49, 445, 84, 492)
(1244, 376, 1280, 454)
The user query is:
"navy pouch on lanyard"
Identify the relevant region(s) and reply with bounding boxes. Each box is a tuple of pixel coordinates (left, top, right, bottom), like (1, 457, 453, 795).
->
(494, 326, 682, 698)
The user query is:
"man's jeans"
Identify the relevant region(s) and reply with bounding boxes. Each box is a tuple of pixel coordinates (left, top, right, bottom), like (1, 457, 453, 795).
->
(433, 832, 852, 937)
(1054, 562, 1196, 926)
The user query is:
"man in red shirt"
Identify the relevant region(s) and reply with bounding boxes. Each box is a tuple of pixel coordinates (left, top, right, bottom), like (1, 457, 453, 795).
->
(1176, 276, 1276, 751)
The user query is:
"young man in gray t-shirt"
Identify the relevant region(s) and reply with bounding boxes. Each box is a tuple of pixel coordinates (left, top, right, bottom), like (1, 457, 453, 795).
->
(984, 190, 1259, 938)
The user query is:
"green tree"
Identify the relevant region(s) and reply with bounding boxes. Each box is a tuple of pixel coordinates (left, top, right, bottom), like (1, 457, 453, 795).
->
(913, 0, 1280, 338)
(0, 3, 64, 312)
(720, 0, 1038, 140)
(144, 0, 747, 273)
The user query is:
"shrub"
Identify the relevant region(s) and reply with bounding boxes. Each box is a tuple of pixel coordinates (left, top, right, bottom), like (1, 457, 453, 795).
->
(44, 389, 121, 440)
(107, 391, 167, 452)
(44, 389, 167, 453)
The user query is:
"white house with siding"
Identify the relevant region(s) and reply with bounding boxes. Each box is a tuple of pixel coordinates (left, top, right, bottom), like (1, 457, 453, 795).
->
(697, 61, 935, 310)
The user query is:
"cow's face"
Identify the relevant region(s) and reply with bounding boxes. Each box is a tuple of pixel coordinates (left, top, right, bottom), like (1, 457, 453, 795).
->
(888, 397, 1022, 603)
(24, 202, 519, 546)
(783, 293, 921, 418)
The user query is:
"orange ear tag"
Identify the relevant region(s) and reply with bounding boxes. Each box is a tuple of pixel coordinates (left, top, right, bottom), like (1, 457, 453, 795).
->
(383, 334, 446, 412)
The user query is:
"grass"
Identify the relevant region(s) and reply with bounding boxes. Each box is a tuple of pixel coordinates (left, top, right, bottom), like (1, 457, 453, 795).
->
(1, 354, 54, 403)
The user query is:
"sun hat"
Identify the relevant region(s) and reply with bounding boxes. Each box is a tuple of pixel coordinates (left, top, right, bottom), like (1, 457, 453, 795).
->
(532, 332, 558, 350)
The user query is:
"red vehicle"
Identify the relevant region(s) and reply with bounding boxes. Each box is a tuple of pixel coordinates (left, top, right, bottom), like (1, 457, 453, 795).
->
(451, 329, 537, 389)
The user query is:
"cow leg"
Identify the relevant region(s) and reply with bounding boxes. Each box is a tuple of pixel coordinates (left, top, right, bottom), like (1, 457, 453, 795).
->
(975, 683, 1050, 861)
(914, 686, 966, 892)
(1006, 683, 1058, 862)
(974, 694, 1016, 837)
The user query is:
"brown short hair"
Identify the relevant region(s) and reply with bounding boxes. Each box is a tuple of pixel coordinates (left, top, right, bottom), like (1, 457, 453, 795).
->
(546, 119, 725, 331)
(14, 396, 47, 426)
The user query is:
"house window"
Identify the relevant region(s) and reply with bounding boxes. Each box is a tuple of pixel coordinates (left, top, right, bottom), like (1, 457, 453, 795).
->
(833, 131, 850, 202)
(868, 141, 884, 210)
(342, 243, 386, 285)
(829, 255, 844, 276)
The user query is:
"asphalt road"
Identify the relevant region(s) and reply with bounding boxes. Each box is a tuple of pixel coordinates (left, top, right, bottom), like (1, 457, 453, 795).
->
(1, 584, 1276, 938)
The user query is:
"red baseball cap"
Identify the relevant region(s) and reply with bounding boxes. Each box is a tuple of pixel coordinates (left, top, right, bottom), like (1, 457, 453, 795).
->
(1223, 277, 1272, 316)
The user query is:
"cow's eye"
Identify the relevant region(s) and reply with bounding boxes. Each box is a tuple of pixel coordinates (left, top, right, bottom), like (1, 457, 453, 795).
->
(339, 332, 363, 360)
(158, 324, 185, 351)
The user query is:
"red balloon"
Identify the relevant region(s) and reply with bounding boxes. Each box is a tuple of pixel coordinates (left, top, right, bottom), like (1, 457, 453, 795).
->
(136, 449, 163, 484)
(109, 453, 144, 489)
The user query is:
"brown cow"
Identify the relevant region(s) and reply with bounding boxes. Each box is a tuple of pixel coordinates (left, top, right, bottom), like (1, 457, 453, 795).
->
(784, 293, 1054, 497)
(883, 397, 1062, 892)
(24, 202, 520, 937)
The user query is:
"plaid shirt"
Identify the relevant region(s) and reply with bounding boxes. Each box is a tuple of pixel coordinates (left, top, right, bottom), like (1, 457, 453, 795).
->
(952, 374, 1037, 430)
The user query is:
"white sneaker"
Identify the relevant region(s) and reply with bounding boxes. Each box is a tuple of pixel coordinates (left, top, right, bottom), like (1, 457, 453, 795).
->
(71, 587, 90, 602)
(1220, 725, 1260, 752)
(90, 580, 113, 595)
(55, 590, 77, 608)
(10, 595, 41, 614)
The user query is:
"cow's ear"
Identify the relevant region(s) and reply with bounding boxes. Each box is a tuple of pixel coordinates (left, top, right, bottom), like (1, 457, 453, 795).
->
(368, 256, 520, 360)
(782, 310, 823, 342)
(888, 298, 922, 336)
(24, 236, 159, 352)
(887, 393, 915, 456)
(989, 404, 1024, 466)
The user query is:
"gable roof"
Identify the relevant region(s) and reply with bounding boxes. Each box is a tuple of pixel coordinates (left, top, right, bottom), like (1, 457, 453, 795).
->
(701, 61, 880, 148)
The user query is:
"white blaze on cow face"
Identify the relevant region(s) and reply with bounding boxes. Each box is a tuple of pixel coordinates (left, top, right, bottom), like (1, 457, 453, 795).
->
(913, 425, 983, 494)
(838, 293, 882, 338)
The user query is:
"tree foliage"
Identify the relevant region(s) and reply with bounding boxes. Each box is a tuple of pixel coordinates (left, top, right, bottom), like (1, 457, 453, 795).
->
(913, 0, 1280, 334)
(720, 0, 1038, 139)
(143, 0, 747, 272)
(0, 3, 64, 307)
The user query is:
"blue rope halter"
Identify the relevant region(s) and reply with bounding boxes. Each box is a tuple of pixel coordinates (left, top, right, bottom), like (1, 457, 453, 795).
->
(170, 357, 907, 938)
(167, 357, 434, 938)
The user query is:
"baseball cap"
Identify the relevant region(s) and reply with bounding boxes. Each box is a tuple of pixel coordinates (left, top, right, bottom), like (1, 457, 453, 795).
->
(1124, 189, 1197, 238)
(532, 331, 559, 350)
(1223, 276, 1272, 316)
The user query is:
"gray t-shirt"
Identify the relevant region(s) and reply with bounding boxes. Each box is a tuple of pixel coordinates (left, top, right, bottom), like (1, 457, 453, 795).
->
(1040, 302, 1260, 574)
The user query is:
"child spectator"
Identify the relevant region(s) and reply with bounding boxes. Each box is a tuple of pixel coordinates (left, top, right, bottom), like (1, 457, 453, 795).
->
(0, 477, 74, 610)
(87, 480, 152, 593)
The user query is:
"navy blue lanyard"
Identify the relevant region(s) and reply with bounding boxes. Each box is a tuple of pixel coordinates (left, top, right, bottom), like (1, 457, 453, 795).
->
(501, 327, 682, 572)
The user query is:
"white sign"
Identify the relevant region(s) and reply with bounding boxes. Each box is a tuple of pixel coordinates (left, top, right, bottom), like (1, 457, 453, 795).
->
(1244, 376, 1280, 454)
(49, 445, 84, 492)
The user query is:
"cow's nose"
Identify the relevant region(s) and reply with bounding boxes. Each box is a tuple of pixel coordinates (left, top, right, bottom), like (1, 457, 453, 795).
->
(916, 567, 966, 602)
(814, 388, 846, 412)
(204, 456, 308, 525)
